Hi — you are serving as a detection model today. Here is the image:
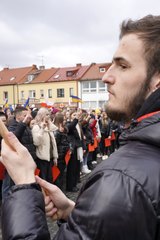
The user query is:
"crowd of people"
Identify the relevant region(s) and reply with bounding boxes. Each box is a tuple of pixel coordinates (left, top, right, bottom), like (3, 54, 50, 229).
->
(0, 104, 121, 200)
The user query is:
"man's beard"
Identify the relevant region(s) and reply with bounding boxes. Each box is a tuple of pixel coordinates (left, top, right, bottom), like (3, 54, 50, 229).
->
(105, 81, 150, 122)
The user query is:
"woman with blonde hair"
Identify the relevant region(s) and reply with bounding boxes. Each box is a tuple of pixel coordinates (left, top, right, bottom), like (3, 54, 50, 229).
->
(32, 107, 58, 183)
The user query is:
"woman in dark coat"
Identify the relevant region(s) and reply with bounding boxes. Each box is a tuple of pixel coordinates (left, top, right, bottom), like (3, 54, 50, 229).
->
(65, 110, 83, 192)
(54, 112, 69, 190)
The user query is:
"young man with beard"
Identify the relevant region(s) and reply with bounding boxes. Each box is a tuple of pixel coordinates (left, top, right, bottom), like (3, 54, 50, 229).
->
(1, 15, 160, 240)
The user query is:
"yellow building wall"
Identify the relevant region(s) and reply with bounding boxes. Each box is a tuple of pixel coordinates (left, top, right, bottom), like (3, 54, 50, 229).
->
(0, 85, 18, 106)
(18, 81, 78, 105)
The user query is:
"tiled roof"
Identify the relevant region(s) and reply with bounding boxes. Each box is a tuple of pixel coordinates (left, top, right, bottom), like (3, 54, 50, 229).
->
(0, 65, 37, 85)
(47, 64, 91, 82)
(19, 67, 59, 84)
(81, 62, 111, 80)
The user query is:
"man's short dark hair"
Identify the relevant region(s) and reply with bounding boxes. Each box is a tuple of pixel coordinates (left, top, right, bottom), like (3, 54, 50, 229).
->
(14, 106, 28, 116)
(0, 112, 7, 119)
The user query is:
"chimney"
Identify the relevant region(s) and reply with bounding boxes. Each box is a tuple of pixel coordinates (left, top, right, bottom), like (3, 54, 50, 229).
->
(3, 67, 9, 70)
(32, 64, 37, 70)
(39, 65, 45, 70)
(76, 63, 82, 67)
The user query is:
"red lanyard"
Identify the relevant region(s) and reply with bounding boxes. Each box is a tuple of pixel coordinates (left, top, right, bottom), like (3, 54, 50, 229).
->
(136, 110, 160, 123)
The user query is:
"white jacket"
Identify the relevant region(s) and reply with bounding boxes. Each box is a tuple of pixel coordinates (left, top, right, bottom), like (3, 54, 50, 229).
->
(32, 123, 58, 161)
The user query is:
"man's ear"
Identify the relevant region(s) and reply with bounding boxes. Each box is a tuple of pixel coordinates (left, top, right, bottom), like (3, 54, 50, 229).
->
(150, 73, 160, 92)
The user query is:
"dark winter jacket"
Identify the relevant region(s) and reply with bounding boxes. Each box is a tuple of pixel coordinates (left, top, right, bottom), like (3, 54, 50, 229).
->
(99, 118, 111, 138)
(54, 129, 69, 162)
(2, 89, 160, 239)
(66, 119, 84, 150)
(81, 120, 94, 147)
(8, 118, 36, 160)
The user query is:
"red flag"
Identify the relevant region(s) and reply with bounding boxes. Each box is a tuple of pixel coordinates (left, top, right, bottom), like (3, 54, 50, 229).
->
(40, 102, 48, 108)
(52, 165, 60, 182)
(105, 138, 111, 147)
(88, 143, 95, 152)
(65, 150, 71, 165)
(0, 162, 5, 180)
(93, 137, 98, 148)
(111, 132, 116, 141)
(35, 168, 40, 176)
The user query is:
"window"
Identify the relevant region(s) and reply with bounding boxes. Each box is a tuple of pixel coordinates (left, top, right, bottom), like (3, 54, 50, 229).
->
(82, 81, 97, 93)
(10, 76, 15, 81)
(98, 81, 107, 92)
(29, 90, 36, 98)
(82, 81, 89, 93)
(21, 91, 25, 99)
(90, 101, 97, 108)
(48, 89, 52, 98)
(82, 101, 89, 109)
(99, 67, 106, 73)
(28, 75, 34, 82)
(3, 91, 8, 100)
(57, 88, 64, 98)
(69, 88, 74, 96)
(66, 70, 77, 77)
(40, 89, 44, 98)
(99, 101, 106, 108)
(66, 71, 74, 77)
(90, 81, 97, 92)
(82, 101, 97, 109)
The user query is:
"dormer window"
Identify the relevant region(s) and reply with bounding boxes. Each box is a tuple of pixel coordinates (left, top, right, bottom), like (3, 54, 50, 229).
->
(28, 74, 34, 82)
(99, 67, 106, 73)
(25, 74, 34, 83)
(66, 71, 74, 77)
(66, 68, 78, 77)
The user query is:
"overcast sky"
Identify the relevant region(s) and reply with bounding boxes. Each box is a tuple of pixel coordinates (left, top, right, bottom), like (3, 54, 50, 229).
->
(0, 0, 159, 70)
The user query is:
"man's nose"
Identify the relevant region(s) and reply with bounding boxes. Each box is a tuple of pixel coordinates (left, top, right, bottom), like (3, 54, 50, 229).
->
(102, 68, 115, 84)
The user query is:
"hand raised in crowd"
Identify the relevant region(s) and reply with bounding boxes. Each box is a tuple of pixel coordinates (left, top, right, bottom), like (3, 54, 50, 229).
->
(23, 110, 33, 125)
(0, 132, 36, 185)
(40, 118, 48, 129)
(53, 158, 57, 166)
(36, 176, 75, 221)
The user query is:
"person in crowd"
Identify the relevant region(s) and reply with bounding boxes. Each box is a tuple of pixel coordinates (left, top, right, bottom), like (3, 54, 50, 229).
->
(87, 113, 98, 169)
(4, 107, 14, 126)
(50, 107, 59, 121)
(4, 107, 12, 119)
(65, 110, 84, 192)
(53, 112, 70, 190)
(32, 107, 58, 183)
(79, 112, 92, 174)
(99, 111, 111, 160)
(0, 111, 7, 126)
(1, 14, 160, 239)
(2, 106, 36, 199)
